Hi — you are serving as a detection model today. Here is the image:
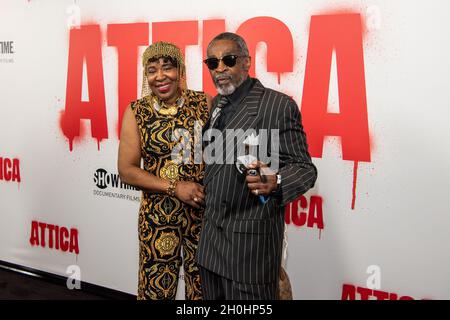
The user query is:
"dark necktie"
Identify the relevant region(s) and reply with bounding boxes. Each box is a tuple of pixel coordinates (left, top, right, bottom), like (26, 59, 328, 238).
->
(210, 95, 229, 131)
(203, 96, 229, 146)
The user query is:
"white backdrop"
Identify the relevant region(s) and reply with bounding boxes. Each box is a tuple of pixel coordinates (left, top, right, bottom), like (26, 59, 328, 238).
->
(1, 0, 450, 299)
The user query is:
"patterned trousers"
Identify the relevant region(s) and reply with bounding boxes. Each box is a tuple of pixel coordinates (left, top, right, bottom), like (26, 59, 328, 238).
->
(137, 194, 203, 300)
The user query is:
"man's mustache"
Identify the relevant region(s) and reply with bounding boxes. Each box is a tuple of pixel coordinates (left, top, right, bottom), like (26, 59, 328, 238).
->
(214, 74, 232, 82)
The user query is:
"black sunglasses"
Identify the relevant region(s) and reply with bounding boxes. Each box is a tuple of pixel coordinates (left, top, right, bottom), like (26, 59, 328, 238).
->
(203, 54, 247, 70)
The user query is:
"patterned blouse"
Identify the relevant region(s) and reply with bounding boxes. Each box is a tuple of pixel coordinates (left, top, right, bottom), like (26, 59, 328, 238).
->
(130, 89, 209, 191)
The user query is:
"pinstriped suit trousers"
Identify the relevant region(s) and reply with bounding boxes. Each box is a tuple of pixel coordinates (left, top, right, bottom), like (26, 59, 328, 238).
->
(200, 267, 278, 300)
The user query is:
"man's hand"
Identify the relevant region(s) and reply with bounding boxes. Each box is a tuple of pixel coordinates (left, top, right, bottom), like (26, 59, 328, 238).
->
(245, 161, 277, 196)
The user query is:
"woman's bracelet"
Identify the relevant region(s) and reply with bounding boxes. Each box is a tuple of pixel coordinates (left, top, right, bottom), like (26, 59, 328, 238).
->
(166, 179, 177, 197)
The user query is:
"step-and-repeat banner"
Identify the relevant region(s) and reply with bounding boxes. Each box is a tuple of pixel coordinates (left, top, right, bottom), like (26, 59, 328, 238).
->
(1, 0, 449, 299)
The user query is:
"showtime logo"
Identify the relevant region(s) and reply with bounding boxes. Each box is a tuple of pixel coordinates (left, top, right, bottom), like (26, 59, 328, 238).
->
(92, 168, 140, 202)
(93, 168, 138, 190)
(0, 41, 14, 54)
(0, 156, 21, 183)
(0, 40, 15, 64)
(29, 220, 79, 254)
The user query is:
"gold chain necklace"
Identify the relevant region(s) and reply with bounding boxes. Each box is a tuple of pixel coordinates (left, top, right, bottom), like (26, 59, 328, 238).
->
(152, 95, 185, 116)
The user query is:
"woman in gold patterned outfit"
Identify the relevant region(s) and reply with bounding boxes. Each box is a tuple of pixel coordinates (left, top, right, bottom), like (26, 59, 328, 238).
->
(118, 42, 210, 300)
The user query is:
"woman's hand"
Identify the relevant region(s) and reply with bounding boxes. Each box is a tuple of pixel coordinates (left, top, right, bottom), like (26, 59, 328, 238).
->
(174, 181, 205, 209)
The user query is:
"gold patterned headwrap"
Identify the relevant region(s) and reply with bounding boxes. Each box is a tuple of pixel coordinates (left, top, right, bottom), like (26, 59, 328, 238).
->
(141, 41, 187, 98)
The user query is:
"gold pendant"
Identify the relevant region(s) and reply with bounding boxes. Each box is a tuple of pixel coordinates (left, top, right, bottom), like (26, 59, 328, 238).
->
(151, 94, 184, 117)
(158, 105, 178, 116)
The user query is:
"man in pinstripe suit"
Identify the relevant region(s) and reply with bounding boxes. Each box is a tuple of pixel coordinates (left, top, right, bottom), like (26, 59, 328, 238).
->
(196, 32, 317, 300)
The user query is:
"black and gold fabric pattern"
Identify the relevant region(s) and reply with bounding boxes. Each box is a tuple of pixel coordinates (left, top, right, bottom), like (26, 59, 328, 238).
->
(130, 89, 209, 300)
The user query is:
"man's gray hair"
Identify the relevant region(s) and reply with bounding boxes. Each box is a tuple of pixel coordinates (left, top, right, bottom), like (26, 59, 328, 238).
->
(207, 32, 249, 57)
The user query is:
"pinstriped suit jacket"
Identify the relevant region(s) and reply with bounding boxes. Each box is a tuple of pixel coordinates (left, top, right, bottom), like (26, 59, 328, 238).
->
(196, 79, 317, 285)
